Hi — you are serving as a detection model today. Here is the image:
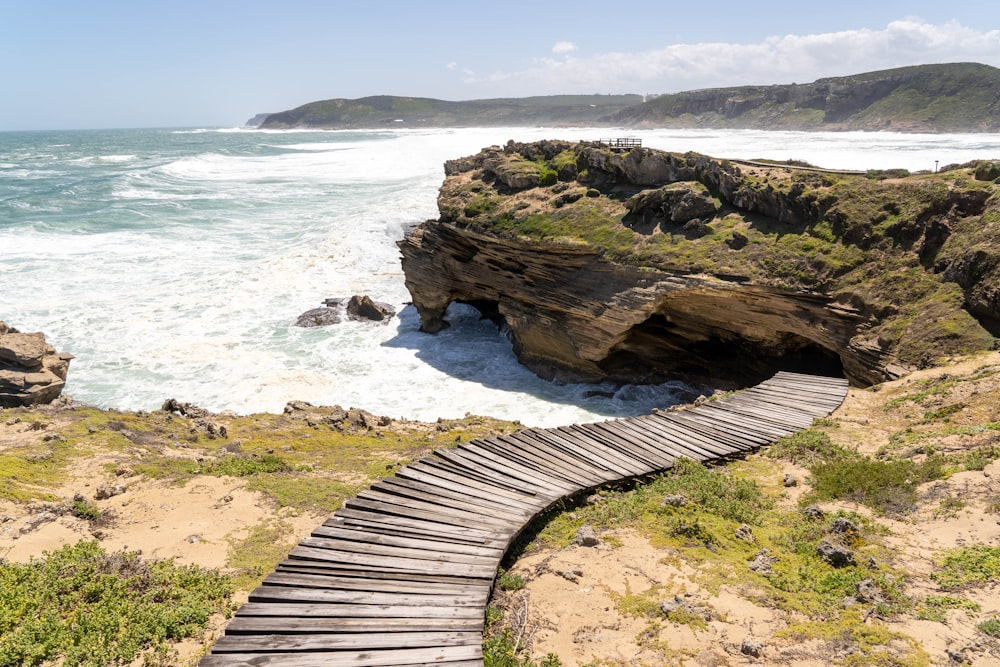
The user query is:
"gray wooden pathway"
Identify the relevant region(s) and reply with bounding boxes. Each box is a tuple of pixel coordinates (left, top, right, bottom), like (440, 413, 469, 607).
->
(199, 371, 848, 667)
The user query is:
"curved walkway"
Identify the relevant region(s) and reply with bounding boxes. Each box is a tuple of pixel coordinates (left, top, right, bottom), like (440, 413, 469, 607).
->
(200, 372, 848, 667)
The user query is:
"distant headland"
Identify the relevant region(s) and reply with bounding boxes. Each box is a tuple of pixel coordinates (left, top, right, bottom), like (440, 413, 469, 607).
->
(248, 62, 1000, 133)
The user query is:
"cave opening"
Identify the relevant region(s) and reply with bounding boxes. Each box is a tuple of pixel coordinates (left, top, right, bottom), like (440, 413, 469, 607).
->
(601, 313, 846, 389)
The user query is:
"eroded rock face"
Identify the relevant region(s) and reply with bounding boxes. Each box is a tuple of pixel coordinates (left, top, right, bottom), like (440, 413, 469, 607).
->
(401, 141, 998, 390)
(0, 323, 73, 407)
(400, 222, 898, 387)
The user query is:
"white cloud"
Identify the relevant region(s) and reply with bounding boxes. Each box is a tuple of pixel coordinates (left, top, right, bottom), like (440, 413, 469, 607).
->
(464, 19, 1000, 95)
(446, 62, 458, 71)
(552, 41, 577, 54)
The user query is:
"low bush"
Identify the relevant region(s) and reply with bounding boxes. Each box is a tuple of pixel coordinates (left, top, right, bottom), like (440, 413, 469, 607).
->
(809, 456, 946, 516)
(0, 540, 233, 667)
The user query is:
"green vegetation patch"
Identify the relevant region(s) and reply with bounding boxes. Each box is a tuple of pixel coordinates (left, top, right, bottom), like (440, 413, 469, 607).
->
(808, 456, 946, 516)
(0, 540, 233, 667)
(932, 545, 1000, 590)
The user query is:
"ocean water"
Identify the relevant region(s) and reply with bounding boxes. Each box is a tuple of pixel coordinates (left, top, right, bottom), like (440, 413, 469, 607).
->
(2, 126, 999, 426)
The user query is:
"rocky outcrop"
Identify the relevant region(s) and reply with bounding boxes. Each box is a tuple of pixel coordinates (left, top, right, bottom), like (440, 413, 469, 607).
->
(400, 140, 999, 389)
(0, 323, 73, 407)
(294, 295, 396, 327)
(400, 223, 894, 388)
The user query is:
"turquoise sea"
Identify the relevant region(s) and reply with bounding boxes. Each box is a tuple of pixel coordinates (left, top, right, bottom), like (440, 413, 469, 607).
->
(2, 126, 999, 425)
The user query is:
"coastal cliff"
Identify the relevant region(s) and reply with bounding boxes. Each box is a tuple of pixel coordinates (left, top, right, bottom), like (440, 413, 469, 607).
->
(251, 63, 1000, 133)
(400, 141, 1000, 389)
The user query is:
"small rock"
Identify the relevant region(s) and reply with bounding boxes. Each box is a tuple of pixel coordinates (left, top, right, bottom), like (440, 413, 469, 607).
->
(817, 540, 856, 568)
(72, 491, 86, 503)
(741, 637, 763, 658)
(19, 511, 56, 534)
(185, 534, 203, 544)
(42, 433, 66, 442)
(573, 525, 601, 547)
(783, 473, 798, 487)
(556, 569, 582, 583)
(748, 548, 777, 574)
(585, 494, 605, 506)
(866, 556, 880, 570)
(803, 504, 825, 520)
(294, 307, 342, 327)
(830, 517, 859, 535)
(662, 493, 689, 507)
(855, 579, 881, 603)
(735, 524, 755, 543)
(726, 231, 749, 250)
(94, 484, 126, 500)
(946, 647, 968, 664)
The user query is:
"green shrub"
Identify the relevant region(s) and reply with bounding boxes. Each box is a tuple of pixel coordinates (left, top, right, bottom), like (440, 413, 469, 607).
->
(538, 169, 558, 187)
(809, 456, 945, 516)
(464, 195, 498, 218)
(977, 617, 1000, 637)
(932, 545, 1000, 589)
(201, 453, 293, 477)
(767, 430, 855, 466)
(0, 541, 233, 667)
(70, 499, 103, 521)
(497, 571, 526, 591)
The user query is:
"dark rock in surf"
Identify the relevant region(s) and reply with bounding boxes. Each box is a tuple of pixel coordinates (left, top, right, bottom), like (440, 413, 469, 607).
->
(294, 307, 342, 327)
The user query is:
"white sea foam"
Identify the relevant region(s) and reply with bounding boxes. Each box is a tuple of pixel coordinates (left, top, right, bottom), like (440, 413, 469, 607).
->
(3, 127, 1000, 426)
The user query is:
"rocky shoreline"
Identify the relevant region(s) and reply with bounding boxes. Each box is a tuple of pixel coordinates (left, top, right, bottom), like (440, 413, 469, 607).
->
(400, 140, 999, 391)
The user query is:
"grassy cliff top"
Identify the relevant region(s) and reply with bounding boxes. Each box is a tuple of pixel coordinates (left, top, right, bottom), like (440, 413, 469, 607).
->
(437, 141, 1000, 369)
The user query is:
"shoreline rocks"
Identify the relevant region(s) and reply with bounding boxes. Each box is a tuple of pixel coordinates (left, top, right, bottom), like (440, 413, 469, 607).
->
(0, 322, 73, 408)
(294, 295, 396, 327)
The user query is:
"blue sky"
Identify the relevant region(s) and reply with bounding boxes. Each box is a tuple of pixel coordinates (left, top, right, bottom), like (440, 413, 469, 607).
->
(3, 1, 1000, 130)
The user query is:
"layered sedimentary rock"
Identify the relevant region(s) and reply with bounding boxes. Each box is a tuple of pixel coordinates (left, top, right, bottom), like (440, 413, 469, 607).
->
(400, 141, 1000, 389)
(0, 322, 73, 407)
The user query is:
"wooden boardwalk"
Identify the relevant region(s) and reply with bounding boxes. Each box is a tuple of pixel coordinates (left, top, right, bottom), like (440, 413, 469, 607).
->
(200, 372, 848, 667)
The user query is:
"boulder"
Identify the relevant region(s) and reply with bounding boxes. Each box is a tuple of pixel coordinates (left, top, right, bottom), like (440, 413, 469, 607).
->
(0, 322, 73, 408)
(294, 307, 342, 327)
(301, 296, 396, 326)
(346, 295, 396, 323)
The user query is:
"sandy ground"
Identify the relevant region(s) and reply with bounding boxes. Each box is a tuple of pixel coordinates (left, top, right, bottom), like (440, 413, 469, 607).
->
(3, 352, 1000, 665)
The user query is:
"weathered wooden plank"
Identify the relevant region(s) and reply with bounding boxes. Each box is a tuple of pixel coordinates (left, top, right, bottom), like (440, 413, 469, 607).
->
(399, 461, 544, 510)
(525, 427, 631, 478)
(626, 415, 720, 459)
(371, 477, 534, 523)
(587, 421, 677, 468)
(199, 644, 483, 666)
(225, 616, 482, 634)
(312, 524, 503, 558)
(486, 432, 602, 488)
(262, 571, 490, 597)
(233, 602, 484, 619)
(607, 418, 691, 462)
(326, 509, 508, 548)
(308, 524, 504, 559)
(355, 489, 523, 529)
(644, 413, 744, 456)
(662, 411, 770, 448)
(688, 403, 796, 438)
(344, 495, 517, 533)
(210, 631, 482, 652)
(552, 425, 650, 476)
(285, 545, 495, 579)
(452, 443, 577, 495)
(713, 395, 818, 427)
(500, 431, 613, 482)
(296, 535, 498, 567)
(248, 585, 485, 607)
(431, 449, 563, 499)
